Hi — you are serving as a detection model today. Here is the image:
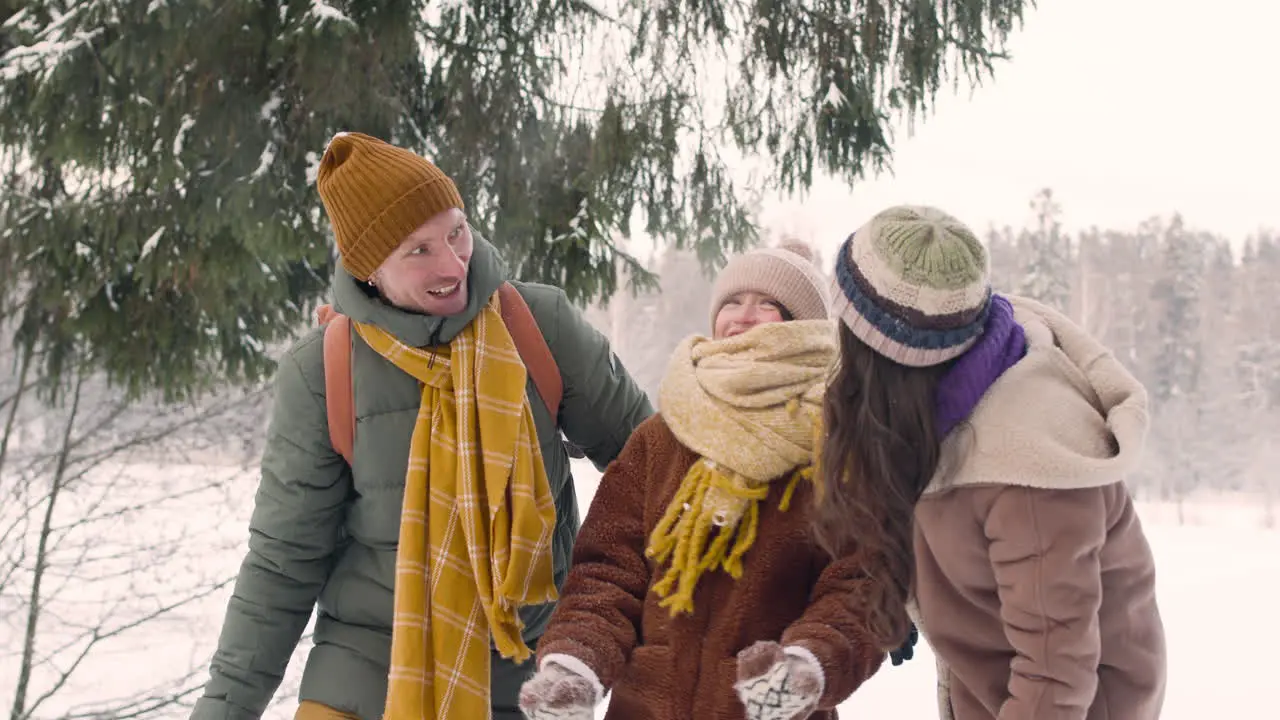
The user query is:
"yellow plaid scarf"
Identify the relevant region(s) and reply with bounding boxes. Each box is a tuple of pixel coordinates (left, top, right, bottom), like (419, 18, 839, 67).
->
(648, 319, 835, 615)
(354, 291, 559, 720)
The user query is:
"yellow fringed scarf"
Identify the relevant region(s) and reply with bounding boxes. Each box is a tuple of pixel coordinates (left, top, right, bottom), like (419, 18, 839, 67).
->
(354, 291, 559, 720)
(647, 319, 835, 615)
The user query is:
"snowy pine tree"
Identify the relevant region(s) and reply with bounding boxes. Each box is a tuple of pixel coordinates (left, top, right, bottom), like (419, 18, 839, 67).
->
(1015, 188, 1073, 313)
(1192, 237, 1245, 489)
(1148, 215, 1206, 512)
(1151, 215, 1204, 406)
(1235, 234, 1280, 519)
(0, 0, 1029, 398)
(984, 225, 1020, 294)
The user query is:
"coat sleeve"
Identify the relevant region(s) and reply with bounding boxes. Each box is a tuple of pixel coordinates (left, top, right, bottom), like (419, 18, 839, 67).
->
(192, 345, 351, 720)
(535, 420, 655, 689)
(779, 552, 886, 709)
(985, 485, 1107, 720)
(546, 290, 654, 469)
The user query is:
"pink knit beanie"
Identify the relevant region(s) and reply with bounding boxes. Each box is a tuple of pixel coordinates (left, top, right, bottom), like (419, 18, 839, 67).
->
(708, 239, 830, 328)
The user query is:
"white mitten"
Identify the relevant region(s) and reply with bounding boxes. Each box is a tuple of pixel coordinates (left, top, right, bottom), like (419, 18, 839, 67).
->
(518, 656, 603, 720)
(734, 641, 825, 720)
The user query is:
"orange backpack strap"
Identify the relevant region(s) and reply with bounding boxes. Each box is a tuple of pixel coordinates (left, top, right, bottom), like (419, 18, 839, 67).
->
(317, 304, 356, 466)
(497, 282, 563, 419)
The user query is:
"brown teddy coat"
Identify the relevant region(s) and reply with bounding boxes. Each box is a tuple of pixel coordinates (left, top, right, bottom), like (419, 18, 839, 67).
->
(536, 414, 885, 720)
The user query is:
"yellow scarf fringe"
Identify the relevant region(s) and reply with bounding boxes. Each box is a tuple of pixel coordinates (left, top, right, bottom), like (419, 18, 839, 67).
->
(646, 461, 813, 616)
(646, 398, 820, 617)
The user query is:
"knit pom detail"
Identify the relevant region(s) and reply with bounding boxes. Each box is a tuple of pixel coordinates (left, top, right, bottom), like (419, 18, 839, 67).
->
(776, 237, 816, 263)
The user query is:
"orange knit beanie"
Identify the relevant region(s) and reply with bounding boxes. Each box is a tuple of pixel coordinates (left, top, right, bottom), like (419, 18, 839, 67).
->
(315, 132, 465, 280)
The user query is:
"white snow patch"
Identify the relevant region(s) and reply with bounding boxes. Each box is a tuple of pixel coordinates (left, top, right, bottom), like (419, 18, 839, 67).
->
(75, 241, 92, 258)
(304, 150, 321, 185)
(550, 198, 592, 242)
(424, 0, 476, 34)
(821, 82, 846, 110)
(140, 226, 165, 260)
(260, 93, 283, 122)
(0, 28, 103, 82)
(236, 317, 266, 354)
(2, 7, 37, 33)
(305, 0, 357, 28)
(173, 115, 196, 162)
(104, 281, 119, 311)
(248, 142, 277, 181)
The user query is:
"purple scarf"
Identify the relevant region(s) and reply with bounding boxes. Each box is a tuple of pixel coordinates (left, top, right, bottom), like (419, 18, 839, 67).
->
(934, 294, 1027, 437)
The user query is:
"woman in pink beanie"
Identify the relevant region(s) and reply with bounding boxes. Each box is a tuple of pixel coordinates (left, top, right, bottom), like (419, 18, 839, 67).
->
(518, 241, 885, 720)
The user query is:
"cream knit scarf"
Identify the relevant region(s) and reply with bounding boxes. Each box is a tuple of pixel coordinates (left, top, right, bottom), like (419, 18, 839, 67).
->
(647, 319, 835, 615)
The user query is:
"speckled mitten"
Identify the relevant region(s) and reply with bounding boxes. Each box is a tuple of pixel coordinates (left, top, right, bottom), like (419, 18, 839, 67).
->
(734, 641, 824, 720)
(518, 660, 600, 720)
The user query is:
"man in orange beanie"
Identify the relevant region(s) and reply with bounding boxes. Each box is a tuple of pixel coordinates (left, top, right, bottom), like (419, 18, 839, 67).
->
(193, 132, 653, 720)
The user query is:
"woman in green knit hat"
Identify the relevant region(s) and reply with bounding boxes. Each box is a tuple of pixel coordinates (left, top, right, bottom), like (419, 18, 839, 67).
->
(818, 205, 1167, 720)
(518, 241, 885, 720)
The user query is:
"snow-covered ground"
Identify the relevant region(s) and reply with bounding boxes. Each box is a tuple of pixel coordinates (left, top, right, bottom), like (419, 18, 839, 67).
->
(2, 458, 1276, 719)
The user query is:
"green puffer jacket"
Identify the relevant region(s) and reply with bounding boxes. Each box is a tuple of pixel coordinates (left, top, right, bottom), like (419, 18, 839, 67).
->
(192, 236, 653, 720)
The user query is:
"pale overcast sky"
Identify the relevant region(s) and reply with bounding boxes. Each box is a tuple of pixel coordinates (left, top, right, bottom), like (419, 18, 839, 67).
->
(757, 0, 1280, 257)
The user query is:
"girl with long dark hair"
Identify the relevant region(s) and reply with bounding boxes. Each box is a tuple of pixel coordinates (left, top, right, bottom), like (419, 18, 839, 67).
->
(818, 205, 1167, 720)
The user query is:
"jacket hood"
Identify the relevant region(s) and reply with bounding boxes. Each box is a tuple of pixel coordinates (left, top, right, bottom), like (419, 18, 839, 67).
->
(925, 295, 1149, 495)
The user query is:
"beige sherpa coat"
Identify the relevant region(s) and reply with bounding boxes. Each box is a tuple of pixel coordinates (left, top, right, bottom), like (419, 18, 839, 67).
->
(911, 295, 1167, 720)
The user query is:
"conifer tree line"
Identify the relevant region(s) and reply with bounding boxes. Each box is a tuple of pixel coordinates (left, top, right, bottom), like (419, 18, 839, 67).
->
(595, 189, 1280, 511)
(992, 190, 1279, 508)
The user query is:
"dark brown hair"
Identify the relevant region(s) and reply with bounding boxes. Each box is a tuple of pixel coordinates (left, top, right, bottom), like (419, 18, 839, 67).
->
(813, 323, 952, 651)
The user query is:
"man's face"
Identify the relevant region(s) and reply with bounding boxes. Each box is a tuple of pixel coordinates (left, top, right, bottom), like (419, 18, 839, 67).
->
(371, 208, 473, 316)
